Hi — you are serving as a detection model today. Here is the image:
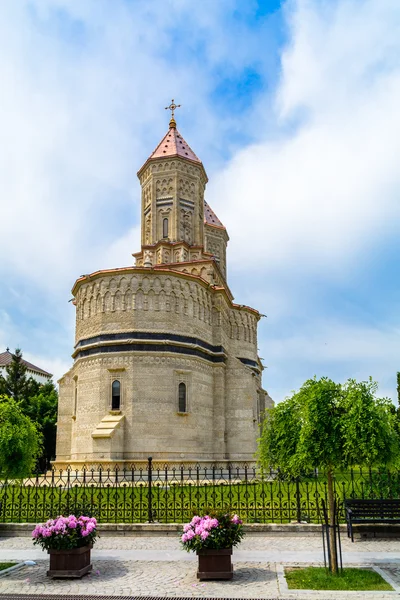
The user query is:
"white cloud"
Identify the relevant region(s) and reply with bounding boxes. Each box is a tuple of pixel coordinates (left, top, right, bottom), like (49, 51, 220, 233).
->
(0, 1, 234, 291)
(267, 321, 400, 364)
(263, 319, 400, 403)
(2, 0, 400, 406)
(101, 225, 141, 271)
(209, 0, 400, 278)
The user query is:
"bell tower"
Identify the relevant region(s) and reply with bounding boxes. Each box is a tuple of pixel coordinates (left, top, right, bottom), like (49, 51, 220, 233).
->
(134, 102, 228, 288)
(136, 101, 206, 255)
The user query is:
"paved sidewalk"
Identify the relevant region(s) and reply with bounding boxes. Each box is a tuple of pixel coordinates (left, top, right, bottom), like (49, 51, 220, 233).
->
(0, 535, 400, 598)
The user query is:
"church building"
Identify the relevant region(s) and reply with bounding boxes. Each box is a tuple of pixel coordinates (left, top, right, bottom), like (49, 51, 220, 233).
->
(55, 105, 273, 468)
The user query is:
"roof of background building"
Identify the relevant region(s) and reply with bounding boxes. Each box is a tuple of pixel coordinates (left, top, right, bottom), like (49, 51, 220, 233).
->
(0, 349, 52, 377)
(204, 201, 225, 228)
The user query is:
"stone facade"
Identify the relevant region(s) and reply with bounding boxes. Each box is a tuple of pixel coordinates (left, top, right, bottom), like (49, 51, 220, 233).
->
(54, 117, 273, 469)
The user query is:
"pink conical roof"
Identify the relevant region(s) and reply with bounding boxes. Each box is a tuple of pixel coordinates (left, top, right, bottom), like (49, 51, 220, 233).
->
(204, 201, 225, 229)
(148, 123, 201, 164)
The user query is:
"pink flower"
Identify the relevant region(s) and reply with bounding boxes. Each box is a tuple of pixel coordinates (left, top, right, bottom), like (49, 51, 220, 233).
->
(191, 516, 201, 525)
(67, 516, 78, 528)
(32, 526, 41, 539)
(183, 523, 191, 532)
(203, 517, 218, 531)
(231, 514, 242, 524)
(43, 528, 52, 538)
(194, 524, 204, 536)
(210, 518, 219, 528)
(186, 529, 195, 539)
(181, 533, 188, 543)
(200, 530, 209, 540)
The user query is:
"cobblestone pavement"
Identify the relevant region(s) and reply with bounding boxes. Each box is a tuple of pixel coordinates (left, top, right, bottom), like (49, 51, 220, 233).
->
(2, 534, 400, 552)
(0, 559, 279, 598)
(0, 537, 400, 598)
(0, 559, 398, 599)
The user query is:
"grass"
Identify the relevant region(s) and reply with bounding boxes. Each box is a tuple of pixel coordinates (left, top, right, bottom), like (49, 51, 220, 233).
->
(0, 563, 16, 571)
(285, 567, 393, 591)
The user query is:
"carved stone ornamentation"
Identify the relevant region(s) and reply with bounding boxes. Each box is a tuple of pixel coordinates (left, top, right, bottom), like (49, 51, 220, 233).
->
(145, 213, 152, 245)
(143, 250, 153, 267)
(180, 209, 193, 244)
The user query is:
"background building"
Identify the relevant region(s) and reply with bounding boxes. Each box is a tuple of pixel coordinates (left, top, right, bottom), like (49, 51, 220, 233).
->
(55, 112, 273, 468)
(0, 348, 52, 385)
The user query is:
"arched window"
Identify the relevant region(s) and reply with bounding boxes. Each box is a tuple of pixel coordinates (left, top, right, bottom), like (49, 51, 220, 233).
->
(111, 380, 121, 410)
(163, 218, 168, 238)
(178, 382, 186, 413)
(73, 378, 78, 417)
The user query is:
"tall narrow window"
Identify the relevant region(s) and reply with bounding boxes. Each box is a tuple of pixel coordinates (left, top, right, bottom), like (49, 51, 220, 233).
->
(178, 382, 187, 413)
(112, 380, 121, 410)
(73, 379, 78, 417)
(163, 218, 168, 238)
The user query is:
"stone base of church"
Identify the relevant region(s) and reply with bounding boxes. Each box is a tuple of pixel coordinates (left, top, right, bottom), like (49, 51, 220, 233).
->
(51, 457, 257, 472)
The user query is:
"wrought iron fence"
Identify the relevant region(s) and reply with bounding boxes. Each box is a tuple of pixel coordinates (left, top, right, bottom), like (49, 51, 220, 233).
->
(1, 459, 400, 524)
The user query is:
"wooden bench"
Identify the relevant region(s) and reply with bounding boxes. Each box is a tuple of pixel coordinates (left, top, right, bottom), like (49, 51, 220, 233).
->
(345, 499, 400, 541)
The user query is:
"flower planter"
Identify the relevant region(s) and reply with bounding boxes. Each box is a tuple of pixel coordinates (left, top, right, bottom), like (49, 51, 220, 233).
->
(47, 544, 92, 578)
(196, 547, 233, 580)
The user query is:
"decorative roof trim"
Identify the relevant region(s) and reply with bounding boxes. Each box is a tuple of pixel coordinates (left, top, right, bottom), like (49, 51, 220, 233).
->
(0, 351, 52, 377)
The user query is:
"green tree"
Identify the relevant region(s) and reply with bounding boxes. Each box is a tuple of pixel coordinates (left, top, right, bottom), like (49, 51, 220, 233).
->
(20, 381, 58, 471)
(0, 348, 40, 401)
(258, 377, 399, 573)
(0, 349, 58, 471)
(0, 396, 42, 478)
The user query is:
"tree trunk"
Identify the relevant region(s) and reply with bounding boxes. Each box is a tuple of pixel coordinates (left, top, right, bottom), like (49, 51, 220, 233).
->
(327, 467, 338, 573)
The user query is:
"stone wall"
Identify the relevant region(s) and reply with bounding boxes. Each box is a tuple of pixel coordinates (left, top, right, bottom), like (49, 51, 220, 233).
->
(55, 268, 264, 467)
(74, 270, 258, 351)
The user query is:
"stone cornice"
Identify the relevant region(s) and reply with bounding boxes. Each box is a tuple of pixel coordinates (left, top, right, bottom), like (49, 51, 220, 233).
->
(137, 155, 208, 183)
(71, 266, 259, 318)
(72, 339, 227, 363)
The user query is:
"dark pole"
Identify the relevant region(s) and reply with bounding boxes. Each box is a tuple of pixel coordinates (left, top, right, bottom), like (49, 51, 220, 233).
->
(148, 457, 153, 523)
(296, 477, 301, 523)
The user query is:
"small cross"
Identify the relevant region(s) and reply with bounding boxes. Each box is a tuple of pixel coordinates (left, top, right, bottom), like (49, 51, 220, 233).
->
(165, 99, 181, 120)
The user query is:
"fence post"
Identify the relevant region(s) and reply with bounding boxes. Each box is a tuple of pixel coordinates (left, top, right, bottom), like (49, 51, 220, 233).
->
(147, 457, 153, 523)
(296, 477, 301, 523)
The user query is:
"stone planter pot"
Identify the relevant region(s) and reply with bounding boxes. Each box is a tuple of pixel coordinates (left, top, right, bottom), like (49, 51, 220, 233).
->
(196, 547, 233, 580)
(47, 544, 92, 578)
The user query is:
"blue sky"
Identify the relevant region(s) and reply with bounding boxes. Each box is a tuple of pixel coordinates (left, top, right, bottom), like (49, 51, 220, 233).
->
(1, 0, 400, 403)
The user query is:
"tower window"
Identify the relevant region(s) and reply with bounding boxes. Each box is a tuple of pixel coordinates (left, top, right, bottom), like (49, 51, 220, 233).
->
(111, 380, 121, 410)
(163, 218, 169, 238)
(178, 382, 187, 413)
(73, 378, 78, 418)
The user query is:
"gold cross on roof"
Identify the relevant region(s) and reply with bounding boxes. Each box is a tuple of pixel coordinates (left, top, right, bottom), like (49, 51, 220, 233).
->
(165, 99, 181, 125)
